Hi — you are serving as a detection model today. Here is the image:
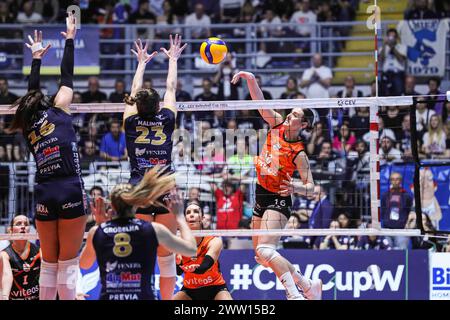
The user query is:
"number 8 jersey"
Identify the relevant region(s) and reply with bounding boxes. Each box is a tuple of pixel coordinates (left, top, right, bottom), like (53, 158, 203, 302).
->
(125, 108, 175, 185)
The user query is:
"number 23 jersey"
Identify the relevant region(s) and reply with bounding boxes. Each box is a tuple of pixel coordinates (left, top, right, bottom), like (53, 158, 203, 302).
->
(125, 108, 175, 185)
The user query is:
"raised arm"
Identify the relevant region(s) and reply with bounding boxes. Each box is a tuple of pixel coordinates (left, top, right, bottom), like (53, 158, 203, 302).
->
(231, 71, 283, 128)
(53, 12, 77, 113)
(160, 34, 187, 116)
(124, 39, 158, 121)
(25, 29, 51, 91)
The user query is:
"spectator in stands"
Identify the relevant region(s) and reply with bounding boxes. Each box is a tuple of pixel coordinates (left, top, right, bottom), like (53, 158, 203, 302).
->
(202, 212, 212, 230)
(336, 75, 363, 99)
(16, 0, 43, 24)
(309, 185, 334, 230)
(398, 114, 413, 160)
(33, 0, 59, 23)
(290, 0, 316, 37)
(185, 187, 210, 216)
(416, 96, 435, 142)
(379, 28, 407, 96)
(426, 77, 446, 116)
(405, 0, 438, 19)
(128, 0, 157, 37)
(443, 101, 450, 124)
(317, 2, 334, 22)
(210, 180, 244, 230)
(142, 78, 153, 90)
(380, 133, 401, 165)
(194, 78, 218, 101)
(314, 141, 339, 172)
(185, 3, 211, 39)
(90, 186, 104, 199)
(348, 140, 370, 182)
(0, 77, 18, 105)
(0, 1, 14, 24)
(263, 0, 295, 21)
(197, 142, 226, 176)
(80, 140, 102, 171)
(407, 213, 442, 251)
(82, 76, 107, 103)
(176, 79, 192, 102)
(223, 139, 254, 181)
(99, 119, 127, 162)
(220, 0, 244, 23)
(422, 114, 448, 159)
(403, 75, 420, 96)
(382, 106, 403, 140)
(357, 224, 392, 250)
(189, 0, 220, 23)
(245, 75, 272, 100)
(213, 53, 239, 101)
(0, 117, 14, 161)
(279, 77, 300, 99)
(258, 9, 283, 37)
(332, 123, 356, 157)
(109, 79, 129, 103)
(380, 172, 413, 248)
(307, 122, 327, 157)
(300, 53, 332, 99)
(282, 212, 310, 249)
(349, 107, 370, 141)
(318, 219, 356, 250)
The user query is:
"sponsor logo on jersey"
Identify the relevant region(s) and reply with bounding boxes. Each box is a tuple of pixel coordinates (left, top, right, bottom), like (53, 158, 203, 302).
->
(36, 203, 49, 215)
(135, 148, 146, 157)
(10, 284, 39, 299)
(33, 137, 58, 153)
(23, 263, 31, 272)
(37, 145, 61, 167)
(106, 261, 142, 272)
(108, 293, 139, 300)
(39, 163, 61, 174)
(106, 272, 142, 289)
(62, 201, 82, 210)
(184, 276, 214, 287)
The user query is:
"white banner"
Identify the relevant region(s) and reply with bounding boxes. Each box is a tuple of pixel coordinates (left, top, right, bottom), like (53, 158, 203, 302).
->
(429, 252, 450, 300)
(398, 19, 449, 77)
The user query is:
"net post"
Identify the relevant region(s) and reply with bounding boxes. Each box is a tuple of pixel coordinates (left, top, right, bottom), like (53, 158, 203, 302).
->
(369, 101, 381, 229)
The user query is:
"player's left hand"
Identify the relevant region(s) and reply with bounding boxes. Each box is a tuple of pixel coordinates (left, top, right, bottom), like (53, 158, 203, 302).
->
(131, 38, 158, 64)
(26, 29, 51, 60)
(279, 173, 296, 197)
(160, 34, 187, 60)
(181, 264, 200, 273)
(91, 197, 112, 225)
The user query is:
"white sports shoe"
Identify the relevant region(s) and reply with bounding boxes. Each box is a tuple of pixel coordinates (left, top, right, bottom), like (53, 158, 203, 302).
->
(286, 292, 306, 300)
(304, 279, 323, 300)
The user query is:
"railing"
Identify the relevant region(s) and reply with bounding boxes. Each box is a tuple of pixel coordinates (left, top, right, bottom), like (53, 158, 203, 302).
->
(1, 21, 449, 84)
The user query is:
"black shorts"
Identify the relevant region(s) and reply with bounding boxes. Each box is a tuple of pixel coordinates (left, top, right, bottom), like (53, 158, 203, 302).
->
(135, 193, 171, 216)
(181, 284, 229, 300)
(34, 177, 89, 221)
(253, 183, 292, 219)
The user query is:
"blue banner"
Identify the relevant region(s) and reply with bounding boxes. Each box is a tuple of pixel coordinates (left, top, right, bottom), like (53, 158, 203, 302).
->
(381, 163, 450, 231)
(22, 26, 100, 75)
(219, 250, 429, 300)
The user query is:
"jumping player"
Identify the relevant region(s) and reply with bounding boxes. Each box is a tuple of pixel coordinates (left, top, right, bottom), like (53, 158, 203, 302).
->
(80, 167, 197, 300)
(173, 202, 232, 300)
(0, 215, 41, 300)
(123, 34, 186, 299)
(231, 71, 322, 300)
(7, 15, 88, 300)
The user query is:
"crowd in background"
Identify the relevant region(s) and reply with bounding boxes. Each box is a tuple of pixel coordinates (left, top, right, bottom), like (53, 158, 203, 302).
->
(0, 0, 450, 251)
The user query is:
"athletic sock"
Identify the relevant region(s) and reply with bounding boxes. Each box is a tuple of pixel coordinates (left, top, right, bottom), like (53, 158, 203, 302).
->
(57, 257, 79, 300)
(280, 271, 301, 298)
(292, 270, 312, 292)
(39, 260, 58, 300)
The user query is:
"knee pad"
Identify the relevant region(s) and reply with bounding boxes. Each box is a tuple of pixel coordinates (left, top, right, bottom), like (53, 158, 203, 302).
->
(158, 254, 176, 278)
(256, 244, 280, 266)
(39, 260, 58, 287)
(57, 257, 79, 289)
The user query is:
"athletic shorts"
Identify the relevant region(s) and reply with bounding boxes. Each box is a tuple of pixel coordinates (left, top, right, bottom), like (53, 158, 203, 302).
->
(34, 177, 89, 221)
(253, 183, 292, 219)
(135, 193, 171, 216)
(181, 284, 229, 300)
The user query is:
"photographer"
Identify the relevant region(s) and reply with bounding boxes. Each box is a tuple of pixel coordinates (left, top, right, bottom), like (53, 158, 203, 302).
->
(379, 28, 407, 96)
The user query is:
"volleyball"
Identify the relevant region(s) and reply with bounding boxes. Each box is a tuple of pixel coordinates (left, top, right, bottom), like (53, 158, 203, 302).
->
(199, 37, 228, 64)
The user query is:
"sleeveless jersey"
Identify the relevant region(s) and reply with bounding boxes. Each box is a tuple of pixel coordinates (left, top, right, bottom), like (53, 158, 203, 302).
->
(255, 122, 305, 193)
(125, 108, 175, 185)
(25, 107, 82, 183)
(4, 242, 41, 300)
(181, 236, 226, 289)
(93, 217, 159, 300)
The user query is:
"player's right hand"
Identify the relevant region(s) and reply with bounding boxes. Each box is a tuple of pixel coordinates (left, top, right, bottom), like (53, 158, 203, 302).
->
(26, 30, 51, 60)
(231, 71, 255, 84)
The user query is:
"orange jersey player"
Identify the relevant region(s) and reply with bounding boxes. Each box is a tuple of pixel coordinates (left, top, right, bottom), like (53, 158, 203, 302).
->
(173, 202, 232, 300)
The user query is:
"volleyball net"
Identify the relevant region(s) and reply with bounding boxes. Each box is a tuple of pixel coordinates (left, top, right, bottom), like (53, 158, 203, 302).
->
(1, 93, 450, 243)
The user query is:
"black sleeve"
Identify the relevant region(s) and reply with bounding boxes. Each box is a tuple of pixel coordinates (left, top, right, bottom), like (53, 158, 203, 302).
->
(28, 59, 41, 91)
(192, 255, 215, 274)
(176, 264, 184, 276)
(60, 38, 74, 89)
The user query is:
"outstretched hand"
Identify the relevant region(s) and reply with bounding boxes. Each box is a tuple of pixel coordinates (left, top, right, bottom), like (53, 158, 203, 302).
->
(231, 71, 255, 85)
(160, 34, 187, 60)
(166, 188, 184, 217)
(61, 11, 77, 39)
(131, 38, 158, 64)
(26, 29, 51, 59)
(90, 197, 112, 225)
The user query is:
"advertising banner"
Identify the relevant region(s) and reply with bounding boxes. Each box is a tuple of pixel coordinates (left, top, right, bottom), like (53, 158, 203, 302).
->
(22, 26, 100, 75)
(429, 252, 450, 300)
